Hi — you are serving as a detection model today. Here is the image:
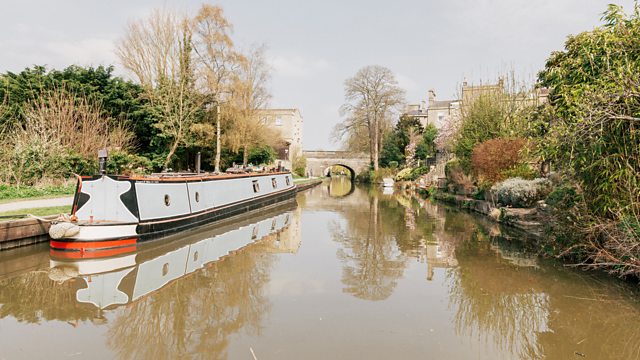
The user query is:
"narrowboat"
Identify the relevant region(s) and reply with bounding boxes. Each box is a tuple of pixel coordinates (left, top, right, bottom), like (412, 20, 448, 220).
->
(49, 171, 297, 255)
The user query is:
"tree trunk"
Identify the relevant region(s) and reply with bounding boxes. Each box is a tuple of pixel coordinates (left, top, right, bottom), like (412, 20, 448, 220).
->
(243, 144, 249, 166)
(214, 105, 221, 173)
(372, 116, 379, 171)
(164, 136, 180, 171)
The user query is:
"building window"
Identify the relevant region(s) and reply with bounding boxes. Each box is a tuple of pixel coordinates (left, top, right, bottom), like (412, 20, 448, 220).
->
(438, 113, 445, 123)
(252, 180, 260, 193)
(275, 117, 283, 126)
(272, 178, 277, 189)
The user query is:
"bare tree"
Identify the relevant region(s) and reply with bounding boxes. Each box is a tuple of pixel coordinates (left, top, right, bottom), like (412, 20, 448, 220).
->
(191, 4, 243, 172)
(116, 9, 201, 170)
(335, 65, 404, 171)
(225, 47, 276, 165)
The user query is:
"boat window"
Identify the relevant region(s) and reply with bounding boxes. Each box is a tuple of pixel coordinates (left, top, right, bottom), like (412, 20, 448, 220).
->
(195, 192, 200, 203)
(164, 194, 171, 206)
(162, 263, 169, 276)
(271, 219, 277, 230)
(193, 251, 199, 262)
(285, 176, 290, 186)
(252, 180, 260, 193)
(272, 178, 277, 189)
(252, 226, 258, 240)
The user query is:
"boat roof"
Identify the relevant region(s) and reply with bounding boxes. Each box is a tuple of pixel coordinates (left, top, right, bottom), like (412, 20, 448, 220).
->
(81, 171, 292, 183)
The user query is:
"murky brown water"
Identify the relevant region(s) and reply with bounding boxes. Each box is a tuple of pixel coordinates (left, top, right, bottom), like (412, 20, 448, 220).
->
(1, 179, 639, 360)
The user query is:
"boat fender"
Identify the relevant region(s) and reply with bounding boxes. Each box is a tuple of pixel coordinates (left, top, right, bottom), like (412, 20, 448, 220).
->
(49, 222, 80, 239)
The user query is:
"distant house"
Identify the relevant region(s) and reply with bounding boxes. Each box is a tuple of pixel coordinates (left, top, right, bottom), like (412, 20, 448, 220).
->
(257, 108, 303, 167)
(404, 80, 548, 130)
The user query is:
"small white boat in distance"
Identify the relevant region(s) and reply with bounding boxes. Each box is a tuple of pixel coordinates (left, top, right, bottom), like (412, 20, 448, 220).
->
(382, 178, 395, 188)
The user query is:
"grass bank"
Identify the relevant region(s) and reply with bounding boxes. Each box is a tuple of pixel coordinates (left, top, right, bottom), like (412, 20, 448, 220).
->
(0, 183, 75, 203)
(0, 206, 70, 220)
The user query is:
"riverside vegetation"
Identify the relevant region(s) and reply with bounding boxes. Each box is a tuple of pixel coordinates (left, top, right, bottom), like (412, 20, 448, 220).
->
(0, 4, 302, 196)
(335, 4, 640, 279)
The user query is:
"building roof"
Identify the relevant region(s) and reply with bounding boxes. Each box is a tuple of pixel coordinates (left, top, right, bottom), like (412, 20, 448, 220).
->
(430, 100, 457, 109)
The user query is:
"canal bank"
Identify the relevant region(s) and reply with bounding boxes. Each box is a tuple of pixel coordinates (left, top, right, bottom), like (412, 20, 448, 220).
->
(0, 178, 322, 251)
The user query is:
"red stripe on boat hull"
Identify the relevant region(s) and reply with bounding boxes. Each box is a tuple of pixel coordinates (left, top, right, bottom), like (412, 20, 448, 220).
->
(50, 238, 138, 251)
(50, 246, 137, 259)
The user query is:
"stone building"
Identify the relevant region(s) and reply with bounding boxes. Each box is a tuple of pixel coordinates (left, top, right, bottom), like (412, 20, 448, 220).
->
(405, 80, 548, 130)
(257, 108, 303, 168)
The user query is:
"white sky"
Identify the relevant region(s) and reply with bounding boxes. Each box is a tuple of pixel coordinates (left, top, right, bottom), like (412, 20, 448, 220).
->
(0, 0, 635, 149)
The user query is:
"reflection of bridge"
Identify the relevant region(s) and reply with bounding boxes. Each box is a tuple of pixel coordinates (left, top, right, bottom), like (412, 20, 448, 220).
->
(303, 150, 370, 178)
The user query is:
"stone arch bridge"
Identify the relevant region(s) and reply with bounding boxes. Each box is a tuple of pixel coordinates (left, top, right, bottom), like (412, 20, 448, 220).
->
(303, 150, 370, 178)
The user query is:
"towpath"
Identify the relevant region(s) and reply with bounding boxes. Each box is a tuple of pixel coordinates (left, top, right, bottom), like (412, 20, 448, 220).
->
(0, 196, 74, 212)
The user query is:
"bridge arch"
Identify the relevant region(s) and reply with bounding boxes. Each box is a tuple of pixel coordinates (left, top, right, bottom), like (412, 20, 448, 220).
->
(323, 164, 356, 179)
(303, 151, 370, 180)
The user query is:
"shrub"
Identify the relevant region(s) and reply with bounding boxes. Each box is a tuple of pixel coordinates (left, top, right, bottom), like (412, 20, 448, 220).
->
(107, 151, 152, 175)
(356, 169, 373, 183)
(396, 166, 429, 181)
(490, 177, 552, 208)
(501, 162, 537, 180)
(292, 154, 307, 177)
(545, 184, 580, 209)
(409, 166, 429, 181)
(395, 168, 413, 181)
(248, 145, 276, 165)
(470, 138, 528, 183)
(445, 159, 475, 195)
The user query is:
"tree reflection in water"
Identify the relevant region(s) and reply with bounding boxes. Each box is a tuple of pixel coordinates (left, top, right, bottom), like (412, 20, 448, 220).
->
(332, 186, 640, 359)
(106, 239, 277, 359)
(330, 188, 441, 301)
(445, 213, 640, 359)
(0, 270, 98, 324)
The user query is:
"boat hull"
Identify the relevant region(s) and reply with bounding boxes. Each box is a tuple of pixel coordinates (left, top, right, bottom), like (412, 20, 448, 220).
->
(50, 172, 297, 254)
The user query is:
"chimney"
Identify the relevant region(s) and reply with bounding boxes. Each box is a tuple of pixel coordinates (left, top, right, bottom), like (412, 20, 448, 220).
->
(428, 89, 436, 105)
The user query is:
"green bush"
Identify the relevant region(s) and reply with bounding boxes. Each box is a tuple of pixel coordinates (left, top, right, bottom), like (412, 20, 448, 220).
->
(490, 177, 552, 208)
(545, 184, 580, 209)
(444, 159, 462, 179)
(356, 169, 373, 183)
(292, 154, 307, 177)
(394, 168, 413, 181)
(248, 145, 276, 165)
(501, 162, 537, 180)
(107, 151, 152, 175)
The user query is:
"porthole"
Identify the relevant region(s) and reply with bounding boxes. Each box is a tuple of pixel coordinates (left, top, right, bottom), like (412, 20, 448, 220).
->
(162, 263, 169, 276)
(164, 194, 171, 206)
(195, 192, 200, 203)
(193, 251, 199, 262)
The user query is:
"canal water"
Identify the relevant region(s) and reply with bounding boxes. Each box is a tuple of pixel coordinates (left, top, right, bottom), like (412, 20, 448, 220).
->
(0, 178, 639, 359)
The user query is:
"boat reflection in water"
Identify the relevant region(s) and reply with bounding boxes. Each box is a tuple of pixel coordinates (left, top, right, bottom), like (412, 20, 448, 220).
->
(48, 201, 298, 310)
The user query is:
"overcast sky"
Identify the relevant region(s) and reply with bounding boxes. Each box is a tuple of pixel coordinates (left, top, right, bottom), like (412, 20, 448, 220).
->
(1, 0, 635, 149)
